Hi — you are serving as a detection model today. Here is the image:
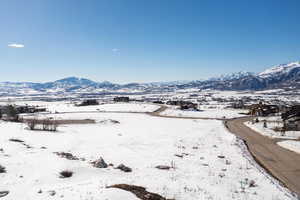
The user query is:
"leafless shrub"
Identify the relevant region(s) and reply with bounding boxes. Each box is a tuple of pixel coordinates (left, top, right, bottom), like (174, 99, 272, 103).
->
(0, 165, 6, 173)
(59, 170, 73, 178)
(27, 118, 38, 130)
(42, 119, 58, 131)
(171, 160, 176, 169)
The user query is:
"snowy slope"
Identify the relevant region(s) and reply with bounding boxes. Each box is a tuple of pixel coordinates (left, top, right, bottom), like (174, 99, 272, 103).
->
(259, 62, 300, 78)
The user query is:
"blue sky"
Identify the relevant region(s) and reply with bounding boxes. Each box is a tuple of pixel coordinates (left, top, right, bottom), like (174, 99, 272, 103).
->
(1, 0, 300, 83)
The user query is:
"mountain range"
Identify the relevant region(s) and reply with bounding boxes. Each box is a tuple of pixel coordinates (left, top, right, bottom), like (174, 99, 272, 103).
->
(1, 61, 300, 95)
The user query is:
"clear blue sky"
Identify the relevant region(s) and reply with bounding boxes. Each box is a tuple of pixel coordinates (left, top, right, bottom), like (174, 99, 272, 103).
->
(1, 0, 300, 83)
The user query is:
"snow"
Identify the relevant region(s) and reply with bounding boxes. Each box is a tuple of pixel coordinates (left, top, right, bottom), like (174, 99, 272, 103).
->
(1, 101, 160, 113)
(45, 103, 160, 113)
(259, 62, 300, 78)
(209, 71, 254, 81)
(0, 110, 296, 200)
(244, 121, 300, 140)
(160, 107, 246, 119)
(277, 140, 300, 155)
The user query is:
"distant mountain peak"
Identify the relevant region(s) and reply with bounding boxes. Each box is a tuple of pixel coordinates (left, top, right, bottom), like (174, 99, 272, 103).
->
(0, 61, 300, 95)
(259, 62, 300, 78)
(209, 71, 255, 81)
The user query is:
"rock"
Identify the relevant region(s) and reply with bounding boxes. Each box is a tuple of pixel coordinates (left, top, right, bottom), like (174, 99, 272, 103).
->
(155, 165, 171, 170)
(249, 180, 256, 187)
(54, 152, 79, 160)
(48, 190, 56, 196)
(91, 157, 108, 168)
(0, 191, 9, 198)
(116, 164, 132, 172)
(218, 155, 225, 159)
(38, 189, 42, 194)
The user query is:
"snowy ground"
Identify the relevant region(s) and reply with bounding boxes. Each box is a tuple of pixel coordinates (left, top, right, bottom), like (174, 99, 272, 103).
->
(2, 101, 160, 113)
(160, 107, 247, 119)
(0, 109, 296, 200)
(277, 140, 300, 155)
(244, 121, 300, 140)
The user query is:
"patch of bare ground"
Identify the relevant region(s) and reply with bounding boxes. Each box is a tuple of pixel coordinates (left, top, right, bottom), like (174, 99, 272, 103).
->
(106, 184, 174, 200)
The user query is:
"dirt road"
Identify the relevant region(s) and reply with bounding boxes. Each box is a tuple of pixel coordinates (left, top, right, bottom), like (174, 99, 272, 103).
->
(148, 105, 226, 120)
(226, 117, 300, 197)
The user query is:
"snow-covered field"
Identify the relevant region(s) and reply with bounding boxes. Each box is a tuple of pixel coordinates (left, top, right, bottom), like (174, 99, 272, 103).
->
(160, 107, 246, 119)
(277, 140, 300, 154)
(0, 109, 296, 200)
(244, 121, 300, 140)
(1, 101, 160, 113)
(46, 103, 160, 113)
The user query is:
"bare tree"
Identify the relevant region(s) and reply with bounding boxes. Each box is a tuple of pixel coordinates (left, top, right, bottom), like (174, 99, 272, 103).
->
(26, 118, 38, 130)
(26, 118, 58, 131)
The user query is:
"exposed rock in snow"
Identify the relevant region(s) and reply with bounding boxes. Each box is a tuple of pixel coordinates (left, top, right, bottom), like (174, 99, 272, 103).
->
(91, 157, 108, 168)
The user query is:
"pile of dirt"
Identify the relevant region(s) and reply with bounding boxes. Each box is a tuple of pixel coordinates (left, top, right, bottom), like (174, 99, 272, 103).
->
(107, 184, 173, 200)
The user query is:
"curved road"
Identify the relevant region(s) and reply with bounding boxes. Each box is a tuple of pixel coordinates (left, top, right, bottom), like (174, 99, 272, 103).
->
(226, 118, 300, 197)
(151, 107, 300, 196)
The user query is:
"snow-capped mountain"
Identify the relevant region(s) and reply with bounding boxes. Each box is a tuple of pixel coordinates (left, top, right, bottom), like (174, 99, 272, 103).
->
(259, 62, 300, 78)
(209, 71, 255, 81)
(196, 62, 300, 90)
(0, 61, 300, 95)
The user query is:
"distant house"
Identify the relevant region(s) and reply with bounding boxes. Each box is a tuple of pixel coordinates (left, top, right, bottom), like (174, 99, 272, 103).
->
(166, 100, 198, 110)
(281, 105, 300, 131)
(113, 97, 130, 102)
(77, 99, 99, 106)
(0, 105, 46, 121)
(231, 100, 245, 109)
(249, 102, 279, 116)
